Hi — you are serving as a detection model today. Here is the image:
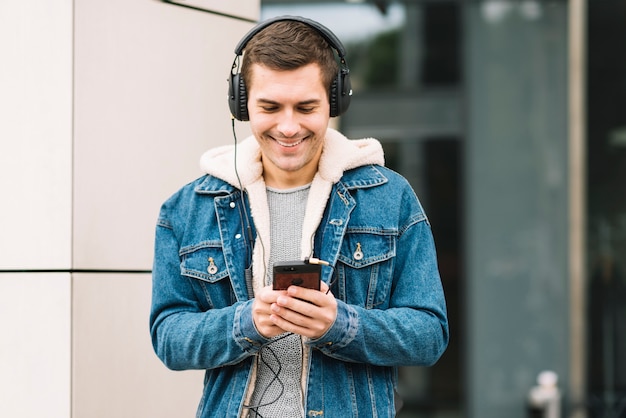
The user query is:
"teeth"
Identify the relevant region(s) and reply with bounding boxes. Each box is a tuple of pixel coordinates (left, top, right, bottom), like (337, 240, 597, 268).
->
(276, 138, 303, 147)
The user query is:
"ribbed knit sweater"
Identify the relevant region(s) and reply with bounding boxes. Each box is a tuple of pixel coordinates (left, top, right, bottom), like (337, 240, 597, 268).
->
(247, 184, 311, 418)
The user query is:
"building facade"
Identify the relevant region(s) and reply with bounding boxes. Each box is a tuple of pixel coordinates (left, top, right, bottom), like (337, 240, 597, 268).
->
(2, 1, 624, 417)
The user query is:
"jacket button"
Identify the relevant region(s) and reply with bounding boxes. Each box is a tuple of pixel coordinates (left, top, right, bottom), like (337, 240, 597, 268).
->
(229, 202, 236, 208)
(353, 243, 364, 260)
(207, 257, 218, 274)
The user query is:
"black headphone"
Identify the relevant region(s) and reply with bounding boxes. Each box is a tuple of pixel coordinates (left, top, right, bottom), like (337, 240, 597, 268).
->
(227, 15, 352, 121)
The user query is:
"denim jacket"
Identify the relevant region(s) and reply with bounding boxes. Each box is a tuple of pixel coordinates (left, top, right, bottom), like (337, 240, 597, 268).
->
(150, 129, 449, 418)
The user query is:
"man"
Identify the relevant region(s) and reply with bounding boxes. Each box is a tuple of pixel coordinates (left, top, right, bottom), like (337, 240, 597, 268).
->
(150, 15, 448, 418)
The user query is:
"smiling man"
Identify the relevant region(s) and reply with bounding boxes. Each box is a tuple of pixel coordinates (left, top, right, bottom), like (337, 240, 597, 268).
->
(150, 16, 449, 418)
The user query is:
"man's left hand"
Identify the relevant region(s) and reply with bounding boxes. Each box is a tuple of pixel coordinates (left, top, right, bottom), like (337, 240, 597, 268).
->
(269, 281, 337, 339)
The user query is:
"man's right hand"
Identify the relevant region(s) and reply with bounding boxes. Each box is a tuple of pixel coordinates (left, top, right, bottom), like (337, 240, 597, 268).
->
(251, 285, 288, 338)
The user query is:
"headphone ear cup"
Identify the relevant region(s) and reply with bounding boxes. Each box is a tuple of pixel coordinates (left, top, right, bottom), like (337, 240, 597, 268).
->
(340, 71, 352, 115)
(228, 73, 249, 121)
(237, 75, 249, 121)
(329, 77, 339, 118)
(330, 70, 351, 117)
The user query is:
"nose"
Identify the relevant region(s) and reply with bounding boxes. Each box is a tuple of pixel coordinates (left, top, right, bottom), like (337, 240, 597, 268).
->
(276, 109, 300, 138)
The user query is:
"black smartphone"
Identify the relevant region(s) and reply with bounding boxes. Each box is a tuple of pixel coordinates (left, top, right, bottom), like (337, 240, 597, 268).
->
(273, 260, 321, 291)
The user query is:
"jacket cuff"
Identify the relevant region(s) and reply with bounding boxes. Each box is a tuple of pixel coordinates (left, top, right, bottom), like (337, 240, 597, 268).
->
(306, 300, 358, 353)
(233, 300, 270, 353)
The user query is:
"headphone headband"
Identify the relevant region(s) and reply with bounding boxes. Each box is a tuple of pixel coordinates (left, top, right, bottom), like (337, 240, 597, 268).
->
(234, 15, 347, 58)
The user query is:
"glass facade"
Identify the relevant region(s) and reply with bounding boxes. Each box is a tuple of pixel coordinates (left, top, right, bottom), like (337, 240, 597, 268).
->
(586, 1, 626, 416)
(260, 1, 625, 417)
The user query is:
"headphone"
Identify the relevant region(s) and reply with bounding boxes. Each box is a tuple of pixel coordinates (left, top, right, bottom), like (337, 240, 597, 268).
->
(227, 15, 352, 121)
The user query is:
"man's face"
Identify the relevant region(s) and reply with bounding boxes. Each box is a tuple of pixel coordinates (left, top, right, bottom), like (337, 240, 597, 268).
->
(247, 62, 331, 188)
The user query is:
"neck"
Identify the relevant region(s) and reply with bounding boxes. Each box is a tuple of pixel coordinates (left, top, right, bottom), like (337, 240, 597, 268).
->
(262, 162, 318, 190)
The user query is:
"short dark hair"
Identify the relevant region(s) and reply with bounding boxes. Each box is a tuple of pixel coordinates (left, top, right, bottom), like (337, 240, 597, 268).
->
(241, 20, 339, 98)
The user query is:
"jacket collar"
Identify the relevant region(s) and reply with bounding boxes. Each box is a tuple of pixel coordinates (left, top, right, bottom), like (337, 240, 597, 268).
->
(193, 161, 389, 194)
(338, 165, 388, 189)
(198, 128, 385, 189)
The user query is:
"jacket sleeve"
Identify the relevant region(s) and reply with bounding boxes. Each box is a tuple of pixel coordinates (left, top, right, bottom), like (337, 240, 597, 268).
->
(307, 218, 449, 367)
(149, 204, 270, 371)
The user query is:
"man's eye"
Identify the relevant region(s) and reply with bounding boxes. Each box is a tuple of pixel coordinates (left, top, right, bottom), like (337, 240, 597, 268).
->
(261, 106, 278, 112)
(299, 107, 315, 113)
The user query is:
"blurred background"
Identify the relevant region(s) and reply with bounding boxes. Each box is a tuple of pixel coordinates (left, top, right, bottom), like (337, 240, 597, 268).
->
(1, 1, 624, 417)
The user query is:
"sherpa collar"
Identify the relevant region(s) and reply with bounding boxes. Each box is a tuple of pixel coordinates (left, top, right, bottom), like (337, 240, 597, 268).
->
(199, 128, 385, 293)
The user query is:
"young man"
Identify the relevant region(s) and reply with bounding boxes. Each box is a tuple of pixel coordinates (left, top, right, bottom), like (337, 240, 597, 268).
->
(150, 16, 448, 418)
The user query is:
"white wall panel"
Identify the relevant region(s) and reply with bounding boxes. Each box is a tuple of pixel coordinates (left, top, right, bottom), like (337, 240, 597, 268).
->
(72, 273, 204, 418)
(0, 1, 72, 270)
(73, 0, 254, 270)
(163, 0, 258, 22)
(1, 1, 259, 417)
(0, 273, 71, 418)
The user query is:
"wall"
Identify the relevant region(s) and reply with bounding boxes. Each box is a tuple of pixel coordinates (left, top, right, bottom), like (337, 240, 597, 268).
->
(0, 0, 257, 416)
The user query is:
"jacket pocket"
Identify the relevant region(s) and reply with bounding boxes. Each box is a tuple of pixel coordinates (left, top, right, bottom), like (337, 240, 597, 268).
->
(336, 231, 396, 309)
(180, 242, 234, 309)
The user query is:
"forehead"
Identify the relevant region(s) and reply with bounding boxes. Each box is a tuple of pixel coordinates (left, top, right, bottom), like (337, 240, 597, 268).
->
(247, 63, 327, 97)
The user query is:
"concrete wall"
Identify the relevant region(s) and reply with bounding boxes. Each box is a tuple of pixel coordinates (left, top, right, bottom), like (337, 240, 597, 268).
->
(0, 1, 257, 416)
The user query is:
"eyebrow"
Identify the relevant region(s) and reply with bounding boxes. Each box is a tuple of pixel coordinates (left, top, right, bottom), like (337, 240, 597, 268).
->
(255, 98, 322, 106)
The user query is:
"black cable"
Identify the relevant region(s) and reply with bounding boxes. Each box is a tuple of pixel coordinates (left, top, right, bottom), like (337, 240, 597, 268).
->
(232, 117, 267, 284)
(243, 332, 294, 417)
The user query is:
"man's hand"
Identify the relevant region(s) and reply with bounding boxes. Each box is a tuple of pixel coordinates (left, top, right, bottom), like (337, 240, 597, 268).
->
(252, 285, 288, 338)
(268, 281, 337, 339)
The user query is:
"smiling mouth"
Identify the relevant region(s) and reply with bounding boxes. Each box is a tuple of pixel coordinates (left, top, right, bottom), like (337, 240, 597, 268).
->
(275, 137, 305, 147)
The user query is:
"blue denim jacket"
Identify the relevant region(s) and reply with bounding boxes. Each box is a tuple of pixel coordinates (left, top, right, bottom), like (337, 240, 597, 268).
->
(150, 135, 448, 418)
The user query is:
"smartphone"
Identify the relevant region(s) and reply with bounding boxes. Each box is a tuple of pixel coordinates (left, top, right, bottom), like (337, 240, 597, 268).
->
(273, 260, 321, 291)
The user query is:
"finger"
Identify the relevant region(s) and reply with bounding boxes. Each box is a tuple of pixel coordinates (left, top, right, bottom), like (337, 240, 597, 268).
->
(286, 285, 330, 307)
(269, 309, 331, 339)
(272, 295, 334, 331)
(319, 280, 330, 294)
(269, 311, 316, 336)
(272, 297, 316, 321)
(254, 308, 287, 338)
(257, 285, 285, 303)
